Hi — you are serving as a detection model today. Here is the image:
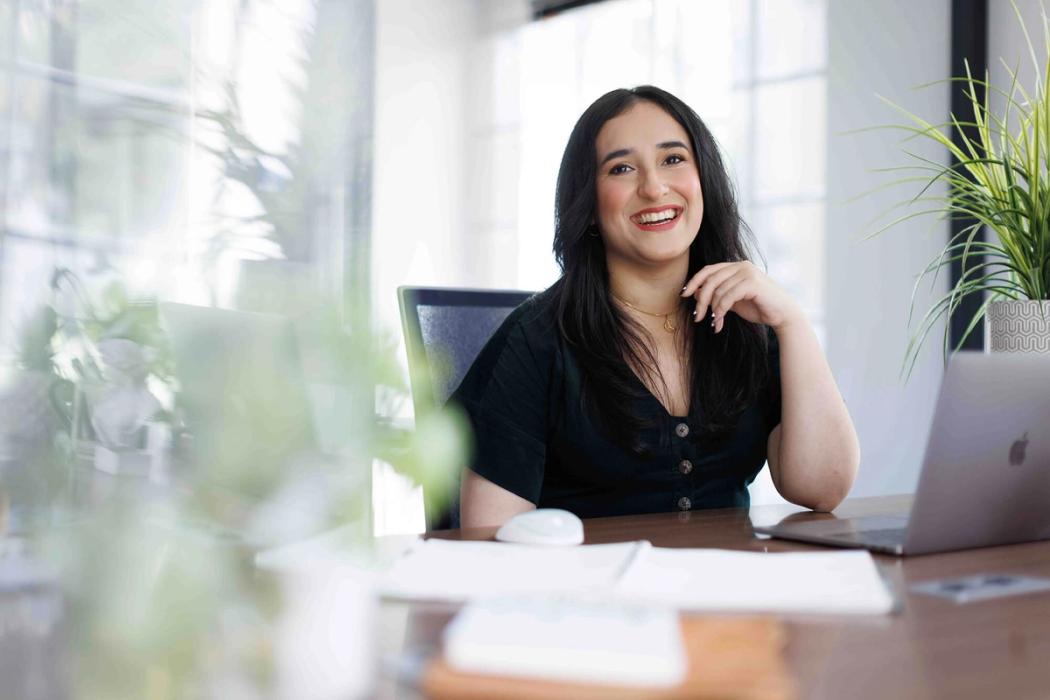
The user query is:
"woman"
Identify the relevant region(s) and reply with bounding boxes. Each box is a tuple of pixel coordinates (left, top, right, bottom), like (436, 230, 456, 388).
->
(455, 85, 859, 528)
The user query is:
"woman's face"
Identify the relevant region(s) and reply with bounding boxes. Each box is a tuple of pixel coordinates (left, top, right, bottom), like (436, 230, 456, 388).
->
(593, 101, 703, 272)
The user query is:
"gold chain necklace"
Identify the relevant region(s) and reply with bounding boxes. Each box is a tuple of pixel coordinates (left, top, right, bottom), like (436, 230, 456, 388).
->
(611, 293, 681, 333)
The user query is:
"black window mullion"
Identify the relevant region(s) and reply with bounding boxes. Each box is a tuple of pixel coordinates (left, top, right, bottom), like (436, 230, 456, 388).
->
(949, 0, 988, 350)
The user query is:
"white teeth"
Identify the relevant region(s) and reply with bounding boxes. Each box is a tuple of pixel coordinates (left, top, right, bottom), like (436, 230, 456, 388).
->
(637, 208, 678, 224)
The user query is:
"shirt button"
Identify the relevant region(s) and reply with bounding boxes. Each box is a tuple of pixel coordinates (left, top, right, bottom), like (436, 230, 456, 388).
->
(678, 496, 692, 511)
(674, 422, 689, 438)
(678, 459, 693, 475)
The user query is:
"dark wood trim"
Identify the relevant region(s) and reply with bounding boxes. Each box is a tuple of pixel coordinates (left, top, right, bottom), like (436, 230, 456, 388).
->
(949, 0, 988, 349)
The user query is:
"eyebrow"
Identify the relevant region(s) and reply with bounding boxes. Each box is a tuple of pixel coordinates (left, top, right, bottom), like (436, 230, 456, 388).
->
(599, 140, 690, 166)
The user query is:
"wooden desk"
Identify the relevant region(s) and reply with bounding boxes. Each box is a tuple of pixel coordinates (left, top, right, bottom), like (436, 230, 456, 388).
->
(383, 495, 1050, 700)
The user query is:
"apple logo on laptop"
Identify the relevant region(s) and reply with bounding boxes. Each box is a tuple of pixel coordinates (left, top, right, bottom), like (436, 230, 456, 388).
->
(1009, 432, 1029, 466)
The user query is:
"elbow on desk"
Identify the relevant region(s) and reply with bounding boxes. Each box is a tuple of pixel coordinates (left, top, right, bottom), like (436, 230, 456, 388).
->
(774, 450, 860, 514)
(780, 483, 851, 513)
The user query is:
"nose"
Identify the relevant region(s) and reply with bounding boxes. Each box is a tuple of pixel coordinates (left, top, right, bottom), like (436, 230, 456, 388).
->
(637, 168, 668, 200)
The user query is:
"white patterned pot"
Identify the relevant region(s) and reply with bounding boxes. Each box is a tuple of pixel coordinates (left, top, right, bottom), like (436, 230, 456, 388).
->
(986, 300, 1050, 352)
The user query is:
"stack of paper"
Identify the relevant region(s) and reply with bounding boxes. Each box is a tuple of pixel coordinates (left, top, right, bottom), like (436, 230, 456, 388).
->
(380, 539, 895, 615)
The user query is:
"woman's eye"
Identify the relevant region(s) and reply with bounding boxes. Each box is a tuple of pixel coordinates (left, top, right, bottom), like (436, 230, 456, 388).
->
(665, 153, 686, 165)
(609, 163, 632, 175)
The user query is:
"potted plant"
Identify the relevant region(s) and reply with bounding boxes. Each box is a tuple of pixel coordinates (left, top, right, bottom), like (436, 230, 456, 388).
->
(877, 3, 1050, 372)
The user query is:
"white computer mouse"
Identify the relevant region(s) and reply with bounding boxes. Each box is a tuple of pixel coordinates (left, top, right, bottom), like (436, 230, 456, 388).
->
(494, 508, 584, 546)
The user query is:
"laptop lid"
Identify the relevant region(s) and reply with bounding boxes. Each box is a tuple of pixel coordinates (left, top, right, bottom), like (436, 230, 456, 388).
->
(902, 351, 1050, 554)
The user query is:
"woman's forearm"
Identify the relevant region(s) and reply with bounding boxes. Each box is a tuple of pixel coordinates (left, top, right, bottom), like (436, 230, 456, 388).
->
(770, 316, 860, 511)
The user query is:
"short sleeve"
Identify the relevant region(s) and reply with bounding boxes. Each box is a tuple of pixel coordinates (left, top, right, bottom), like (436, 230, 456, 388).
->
(449, 303, 553, 504)
(764, 328, 782, 434)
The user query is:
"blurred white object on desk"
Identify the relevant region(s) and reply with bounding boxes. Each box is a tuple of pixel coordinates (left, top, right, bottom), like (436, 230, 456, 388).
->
(277, 560, 377, 700)
(443, 595, 686, 687)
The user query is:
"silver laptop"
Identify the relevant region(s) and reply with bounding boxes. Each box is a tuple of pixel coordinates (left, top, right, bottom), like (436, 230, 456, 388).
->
(754, 352, 1050, 556)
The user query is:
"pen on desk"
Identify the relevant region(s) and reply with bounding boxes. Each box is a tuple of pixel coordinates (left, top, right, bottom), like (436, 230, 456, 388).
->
(612, 540, 652, 585)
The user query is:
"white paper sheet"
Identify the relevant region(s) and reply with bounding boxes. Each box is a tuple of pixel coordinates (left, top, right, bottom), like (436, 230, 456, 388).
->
(380, 539, 894, 615)
(380, 539, 641, 601)
(615, 547, 895, 615)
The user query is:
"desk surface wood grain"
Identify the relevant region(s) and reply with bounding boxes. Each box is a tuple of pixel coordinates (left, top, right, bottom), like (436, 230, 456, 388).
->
(382, 495, 1050, 700)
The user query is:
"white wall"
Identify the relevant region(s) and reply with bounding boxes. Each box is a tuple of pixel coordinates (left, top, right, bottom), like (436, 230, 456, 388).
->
(825, 0, 952, 497)
(372, 0, 533, 336)
(989, 0, 1047, 119)
(372, 0, 480, 336)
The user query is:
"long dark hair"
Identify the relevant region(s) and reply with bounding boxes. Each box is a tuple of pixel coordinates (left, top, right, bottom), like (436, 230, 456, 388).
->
(550, 85, 770, 452)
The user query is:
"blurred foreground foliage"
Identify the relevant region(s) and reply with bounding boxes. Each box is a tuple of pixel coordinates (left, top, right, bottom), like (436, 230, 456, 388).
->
(4, 275, 468, 699)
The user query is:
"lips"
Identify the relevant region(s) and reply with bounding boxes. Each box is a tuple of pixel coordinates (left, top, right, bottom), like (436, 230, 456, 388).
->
(630, 205, 683, 231)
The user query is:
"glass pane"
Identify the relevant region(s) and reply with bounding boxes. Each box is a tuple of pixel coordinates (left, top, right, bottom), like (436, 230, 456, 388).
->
(750, 202, 824, 315)
(6, 75, 191, 243)
(752, 76, 826, 201)
(653, 0, 748, 93)
(0, 2, 12, 59)
(0, 237, 90, 362)
(755, 0, 826, 80)
(0, 62, 10, 225)
(6, 76, 62, 236)
(76, 0, 194, 91)
(16, 0, 69, 68)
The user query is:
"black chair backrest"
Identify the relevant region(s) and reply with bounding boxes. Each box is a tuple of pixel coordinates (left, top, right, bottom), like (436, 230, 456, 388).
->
(397, 286, 534, 529)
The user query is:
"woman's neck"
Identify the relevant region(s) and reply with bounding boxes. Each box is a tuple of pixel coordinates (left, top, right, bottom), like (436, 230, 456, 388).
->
(606, 256, 690, 315)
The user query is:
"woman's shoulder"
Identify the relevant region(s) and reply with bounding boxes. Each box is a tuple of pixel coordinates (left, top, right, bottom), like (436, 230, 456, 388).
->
(468, 283, 555, 351)
(503, 285, 558, 335)
(452, 285, 562, 403)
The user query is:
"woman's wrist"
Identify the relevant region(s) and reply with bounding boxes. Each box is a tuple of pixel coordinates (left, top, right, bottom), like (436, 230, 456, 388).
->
(770, 302, 808, 335)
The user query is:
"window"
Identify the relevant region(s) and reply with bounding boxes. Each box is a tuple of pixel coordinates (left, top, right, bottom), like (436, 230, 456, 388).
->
(0, 0, 374, 357)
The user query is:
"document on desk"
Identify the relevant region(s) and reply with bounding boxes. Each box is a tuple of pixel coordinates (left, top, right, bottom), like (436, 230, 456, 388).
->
(614, 547, 895, 615)
(381, 539, 894, 615)
(380, 539, 639, 601)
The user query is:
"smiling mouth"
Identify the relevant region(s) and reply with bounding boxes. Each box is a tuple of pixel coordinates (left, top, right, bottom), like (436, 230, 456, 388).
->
(631, 206, 682, 228)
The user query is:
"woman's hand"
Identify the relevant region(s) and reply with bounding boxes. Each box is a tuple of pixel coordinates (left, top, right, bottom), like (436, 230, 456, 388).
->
(681, 262, 803, 334)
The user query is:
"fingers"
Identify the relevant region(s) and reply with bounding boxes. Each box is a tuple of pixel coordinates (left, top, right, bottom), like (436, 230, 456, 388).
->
(688, 264, 741, 324)
(710, 276, 752, 333)
(681, 262, 732, 298)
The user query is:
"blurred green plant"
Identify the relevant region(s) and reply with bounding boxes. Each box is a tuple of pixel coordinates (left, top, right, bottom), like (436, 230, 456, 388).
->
(50, 267, 174, 392)
(872, 1, 1050, 377)
(18, 287, 468, 699)
(3, 267, 172, 467)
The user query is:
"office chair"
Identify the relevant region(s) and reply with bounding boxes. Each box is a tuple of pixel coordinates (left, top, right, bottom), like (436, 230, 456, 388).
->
(398, 286, 535, 530)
